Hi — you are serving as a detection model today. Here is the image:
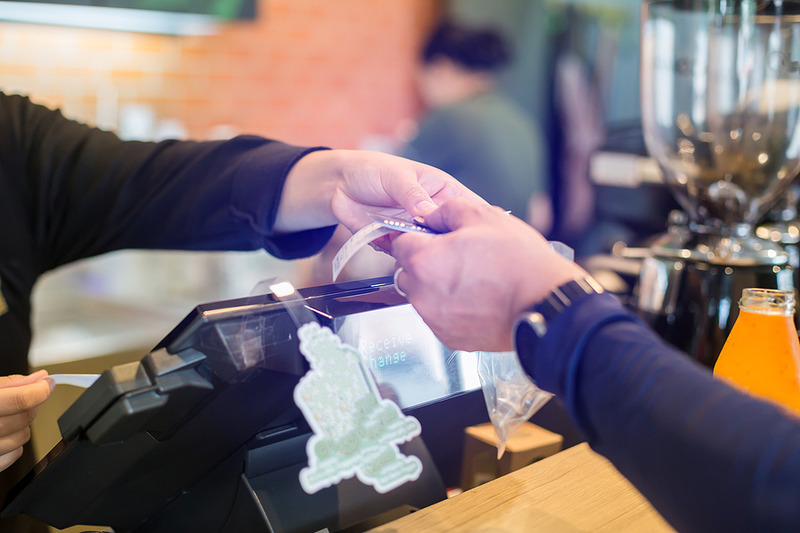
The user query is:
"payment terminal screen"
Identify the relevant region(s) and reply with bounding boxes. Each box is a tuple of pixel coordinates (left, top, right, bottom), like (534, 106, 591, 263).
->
(334, 304, 480, 409)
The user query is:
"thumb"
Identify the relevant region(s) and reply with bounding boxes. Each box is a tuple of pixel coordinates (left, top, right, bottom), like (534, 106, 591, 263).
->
(380, 167, 439, 217)
(392, 181, 437, 217)
(0, 370, 48, 390)
(422, 198, 493, 233)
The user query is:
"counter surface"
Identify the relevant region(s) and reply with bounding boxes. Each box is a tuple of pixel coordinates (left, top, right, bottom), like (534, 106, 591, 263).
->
(370, 442, 675, 532)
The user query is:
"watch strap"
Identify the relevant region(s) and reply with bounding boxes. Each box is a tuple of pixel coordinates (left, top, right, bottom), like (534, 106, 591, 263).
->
(533, 276, 605, 332)
(514, 276, 604, 360)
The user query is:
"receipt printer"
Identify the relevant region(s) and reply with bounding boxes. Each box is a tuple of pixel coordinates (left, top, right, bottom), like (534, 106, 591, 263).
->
(2, 277, 488, 532)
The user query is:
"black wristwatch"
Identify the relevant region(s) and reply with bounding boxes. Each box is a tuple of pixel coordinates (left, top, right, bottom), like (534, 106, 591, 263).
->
(513, 276, 605, 363)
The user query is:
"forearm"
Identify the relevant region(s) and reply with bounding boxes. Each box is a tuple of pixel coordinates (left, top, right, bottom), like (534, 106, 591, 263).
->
(3, 92, 333, 266)
(524, 294, 800, 532)
(51, 136, 333, 263)
(274, 149, 340, 233)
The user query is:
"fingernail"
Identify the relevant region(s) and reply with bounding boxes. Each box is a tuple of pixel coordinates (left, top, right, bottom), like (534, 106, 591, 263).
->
(45, 377, 56, 392)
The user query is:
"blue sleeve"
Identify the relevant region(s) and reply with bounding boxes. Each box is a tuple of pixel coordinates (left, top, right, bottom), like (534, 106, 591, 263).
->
(521, 293, 800, 532)
(2, 93, 335, 271)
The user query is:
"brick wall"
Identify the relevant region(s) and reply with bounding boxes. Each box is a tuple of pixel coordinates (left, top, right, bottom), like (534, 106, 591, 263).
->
(0, 0, 440, 148)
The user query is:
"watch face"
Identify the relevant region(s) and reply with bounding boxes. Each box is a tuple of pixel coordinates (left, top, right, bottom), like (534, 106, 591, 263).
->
(513, 313, 540, 363)
(528, 312, 548, 338)
(514, 277, 603, 363)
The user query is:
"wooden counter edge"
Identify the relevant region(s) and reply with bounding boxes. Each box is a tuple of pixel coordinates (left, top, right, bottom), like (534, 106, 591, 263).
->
(369, 442, 675, 532)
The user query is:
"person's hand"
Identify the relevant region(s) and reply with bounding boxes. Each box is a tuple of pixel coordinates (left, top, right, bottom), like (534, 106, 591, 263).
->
(391, 198, 587, 352)
(0, 370, 54, 472)
(275, 149, 486, 234)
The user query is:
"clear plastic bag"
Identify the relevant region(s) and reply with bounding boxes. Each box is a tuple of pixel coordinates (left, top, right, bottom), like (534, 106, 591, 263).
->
(477, 241, 573, 458)
(478, 351, 552, 458)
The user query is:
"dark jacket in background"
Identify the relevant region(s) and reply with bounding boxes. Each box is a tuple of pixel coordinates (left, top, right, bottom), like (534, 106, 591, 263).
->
(402, 91, 547, 222)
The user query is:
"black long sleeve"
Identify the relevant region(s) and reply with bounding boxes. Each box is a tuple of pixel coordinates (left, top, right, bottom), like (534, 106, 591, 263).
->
(0, 91, 335, 373)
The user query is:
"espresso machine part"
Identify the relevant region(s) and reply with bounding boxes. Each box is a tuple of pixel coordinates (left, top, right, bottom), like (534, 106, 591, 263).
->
(637, 0, 800, 365)
(637, 212, 795, 367)
(756, 182, 800, 271)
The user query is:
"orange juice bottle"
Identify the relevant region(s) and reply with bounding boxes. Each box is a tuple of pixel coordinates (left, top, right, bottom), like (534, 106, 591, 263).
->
(714, 288, 800, 415)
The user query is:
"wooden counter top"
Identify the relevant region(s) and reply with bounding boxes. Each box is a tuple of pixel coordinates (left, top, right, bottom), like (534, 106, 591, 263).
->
(370, 443, 675, 532)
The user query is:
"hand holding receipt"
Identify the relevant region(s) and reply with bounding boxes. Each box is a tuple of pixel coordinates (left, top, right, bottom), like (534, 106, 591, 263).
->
(332, 212, 443, 282)
(368, 213, 442, 235)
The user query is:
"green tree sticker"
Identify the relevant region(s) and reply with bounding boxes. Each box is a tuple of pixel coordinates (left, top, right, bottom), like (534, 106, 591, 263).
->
(294, 322, 423, 494)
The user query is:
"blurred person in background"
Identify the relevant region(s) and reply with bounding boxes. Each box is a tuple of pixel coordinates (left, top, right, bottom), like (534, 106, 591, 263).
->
(0, 91, 481, 533)
(401, 21, 552, 234)
(306, 20, 552, 286)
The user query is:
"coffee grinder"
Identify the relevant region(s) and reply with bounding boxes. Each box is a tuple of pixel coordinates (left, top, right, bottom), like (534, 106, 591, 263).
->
(635, 0, 800, 367)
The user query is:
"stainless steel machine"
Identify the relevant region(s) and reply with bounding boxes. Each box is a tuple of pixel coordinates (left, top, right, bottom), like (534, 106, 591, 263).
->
(635, 0, 800, 366)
